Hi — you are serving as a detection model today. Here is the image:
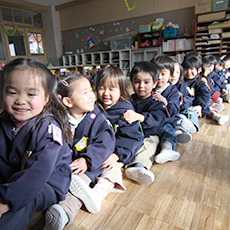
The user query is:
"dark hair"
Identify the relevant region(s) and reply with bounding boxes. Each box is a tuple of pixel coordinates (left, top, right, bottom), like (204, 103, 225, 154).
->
(151, 54, 174, 76)
(215, 55, 225, 66)
(57, 73, 88, 99)
(183, 51, 202, 62)
(96, 65, 130, 101)
(172, 58, 184, 84)
(202, 55, 217, 67)
(182, 56, 202, 71)
(130, 61, 159, 83)
(1, 58, 71, 143)
(223, 55, 230, 62)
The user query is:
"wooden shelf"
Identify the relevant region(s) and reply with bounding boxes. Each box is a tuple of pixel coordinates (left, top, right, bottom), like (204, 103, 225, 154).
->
(195, 9, 230, 56)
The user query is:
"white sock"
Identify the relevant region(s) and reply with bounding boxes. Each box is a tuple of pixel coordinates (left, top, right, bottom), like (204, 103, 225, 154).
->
(161, 141, 173, 151)
(92, 178, 115, 202)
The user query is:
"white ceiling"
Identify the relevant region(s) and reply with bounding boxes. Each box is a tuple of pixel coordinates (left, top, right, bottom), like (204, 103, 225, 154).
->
(25, 0, 75, 6)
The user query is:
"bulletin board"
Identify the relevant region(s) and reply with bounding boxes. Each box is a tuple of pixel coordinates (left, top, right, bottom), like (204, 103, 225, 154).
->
(61, 7, 195, 54)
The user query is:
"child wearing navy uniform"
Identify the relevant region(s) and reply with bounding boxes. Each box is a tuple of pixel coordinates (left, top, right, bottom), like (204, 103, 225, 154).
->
(182, 55, 211, 119)
(201, 55, 229, 125)
(0, 58, 72, 230)
(45, 74, 115, 230)
(202, 55, 224, 106)
(151, 55, 181, 163)
(60, 65, 144, 213)
(122, 61, 171, 184)
(170, 59, 198, 143)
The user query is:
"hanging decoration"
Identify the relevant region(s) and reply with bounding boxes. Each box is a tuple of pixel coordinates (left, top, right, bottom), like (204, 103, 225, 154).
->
(124, 0, 137, 11)
(2, 23, 44, 43)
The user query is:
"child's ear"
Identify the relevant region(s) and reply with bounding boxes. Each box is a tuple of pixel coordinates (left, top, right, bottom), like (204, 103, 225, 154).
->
(152, 80, 158, 89)
(62, 97, 73, 108)
(198, 67, 202, 73)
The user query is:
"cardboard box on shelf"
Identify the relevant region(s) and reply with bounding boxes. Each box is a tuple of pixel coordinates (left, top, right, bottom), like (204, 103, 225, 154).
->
(195, 0, 212, 14)
(213, 0, 229, 12)
(197, 11, 225, 22)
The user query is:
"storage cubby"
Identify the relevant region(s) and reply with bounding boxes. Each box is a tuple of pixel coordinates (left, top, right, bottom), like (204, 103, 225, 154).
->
(110, 51, 119, 64)
(92, 52, 101, 65)
(101, 52, 110, 64)
(75, 54, 83, 65)
(60, 47, 162, 76)
(195, 9, 230, 56)
(62, 55, 70, 66)
(131, 47, 162, 67)
(84, 53, 92, 65)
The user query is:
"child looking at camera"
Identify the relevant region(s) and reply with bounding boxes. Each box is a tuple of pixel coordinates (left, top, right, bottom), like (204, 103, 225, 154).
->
(151, 55, 181, 162)
(45, 74, 115, 230)
(60, 65, 144, 213)
(122, 61, 176, 184)
(0, 58, 72, 230)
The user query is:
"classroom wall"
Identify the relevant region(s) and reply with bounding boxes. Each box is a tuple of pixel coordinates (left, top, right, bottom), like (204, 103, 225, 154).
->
(58, 0, 196, 31)
(61, 7, 195, 54)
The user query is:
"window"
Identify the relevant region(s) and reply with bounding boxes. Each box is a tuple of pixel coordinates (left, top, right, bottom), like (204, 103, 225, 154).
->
(32, 12, 42, 27)
(1, 7, 41, 27)
(7, 29, 26, 56)
(23, 11, 32, 24)
(12, 9, 22, 23)
(0, 6, 45, 62)
(1, 7, 12, 22)
(0, 32, 6, 60)
(28, 32, 44, 54)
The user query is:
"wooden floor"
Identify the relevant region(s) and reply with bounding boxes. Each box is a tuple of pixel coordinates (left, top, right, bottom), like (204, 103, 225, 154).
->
(28, 102, 230, 230)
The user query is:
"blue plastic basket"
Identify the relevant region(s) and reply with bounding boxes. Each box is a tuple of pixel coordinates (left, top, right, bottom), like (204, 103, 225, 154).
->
(162, 27, 178, 38)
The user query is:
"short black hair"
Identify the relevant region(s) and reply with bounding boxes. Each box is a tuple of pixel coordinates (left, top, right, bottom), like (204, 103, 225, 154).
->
(182, 56, 202, 70)
(151, 54, 174, 76)
(130, 61, 159, 83)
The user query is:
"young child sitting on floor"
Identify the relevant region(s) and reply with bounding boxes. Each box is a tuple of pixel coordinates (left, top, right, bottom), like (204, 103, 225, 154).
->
(121, 61, 178, 184)
(170, 59, 198, 143)
(151, 55, 181, 163)
(61, 65, 145, 213)
(44, 74, 115, 230)
(201, 55, 229, 125)
(0, 58, 72, 230)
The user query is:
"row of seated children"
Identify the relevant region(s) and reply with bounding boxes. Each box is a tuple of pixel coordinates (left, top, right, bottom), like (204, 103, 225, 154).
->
(45, 53, 222, 229)
(44, 58, 185, 230)
(171, 52, 229, 145)
(1, 53, 228, 229)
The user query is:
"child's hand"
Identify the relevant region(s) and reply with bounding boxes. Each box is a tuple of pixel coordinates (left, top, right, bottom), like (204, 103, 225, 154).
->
(121, 109, 144, 123)
(101, 153, 119, 171)
(152, 92, 168, 106)
(70, 158, 88, 175)
(222, 88, 228, 95)
(193, 105, 202, 117)
(0, 198, 10, 218)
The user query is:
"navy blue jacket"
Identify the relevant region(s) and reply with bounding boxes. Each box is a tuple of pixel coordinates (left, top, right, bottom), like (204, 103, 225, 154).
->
(154, 84, 180, 117)
(131, 94, 168, 137)
(206, 71, 222, 94)
(184, 76, 211, 115)
(216, 69, 227, 90)
(100, 100, 144, 164)
(71, 105, 115, 182)
(0, 113, 72, 212)
(176, 82, 194, 114)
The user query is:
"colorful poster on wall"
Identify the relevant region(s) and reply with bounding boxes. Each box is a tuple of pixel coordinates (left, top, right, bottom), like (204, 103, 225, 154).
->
(87, 37, 96, 49)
